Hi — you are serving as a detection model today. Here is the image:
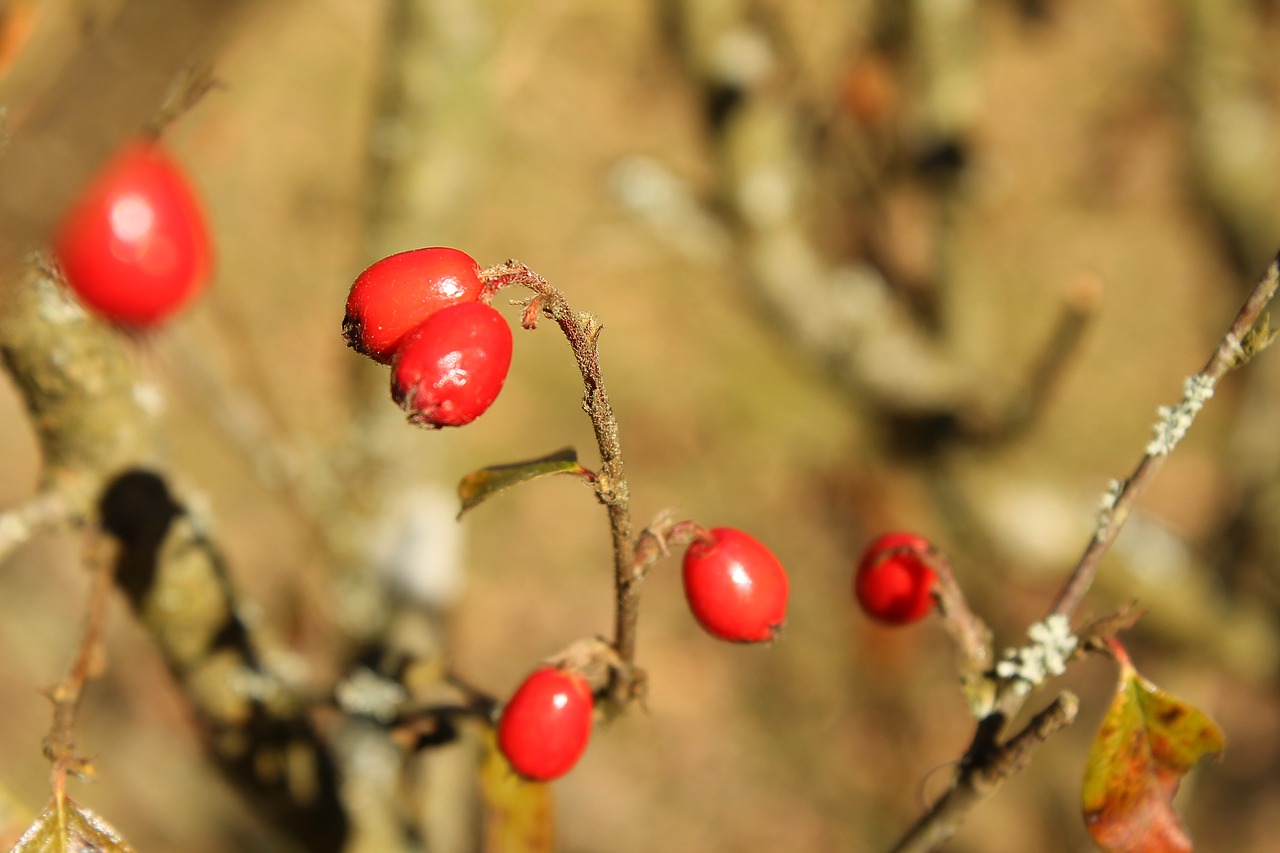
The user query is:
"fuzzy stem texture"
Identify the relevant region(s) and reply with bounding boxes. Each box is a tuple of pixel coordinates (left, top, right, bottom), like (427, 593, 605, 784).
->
(480, 261, 641, 708)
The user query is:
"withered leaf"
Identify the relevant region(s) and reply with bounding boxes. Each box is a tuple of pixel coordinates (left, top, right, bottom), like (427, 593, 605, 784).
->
(11, 796, 137, 853)
(1082, 641, 1224, 853)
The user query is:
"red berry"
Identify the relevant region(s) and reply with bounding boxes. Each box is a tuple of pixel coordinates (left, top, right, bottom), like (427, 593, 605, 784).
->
(343, 247, 484, 364)
(390, 301, 512, 428)
(854, 532, 937, 624)
(497, 666, 594, 781)
(53, 139, 212, 327)
(682, 527, 789, 643)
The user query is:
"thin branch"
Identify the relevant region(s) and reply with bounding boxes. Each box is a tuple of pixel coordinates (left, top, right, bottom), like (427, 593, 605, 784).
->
(977, 273, 1102, 443)
(889, 251, 1280, 851)
(42, 533, 116, 800)
(480, 261, 642, 710)
(98, 467, 349, 852)
(1048, 252, 1280, 622)
(920, 547, 993, 715)
(889, 693, 1079, 853)
(3, 257, 355, 849)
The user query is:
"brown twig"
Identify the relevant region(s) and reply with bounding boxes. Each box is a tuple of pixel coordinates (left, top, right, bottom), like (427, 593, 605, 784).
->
(42, 533, 115, 800)
(480, 261, 641, 710)
(977, 273, 1103, 443)
(1048, 252, 1280, 623)
(919, 547, 993, 715)
(888, 693, 1079, 853)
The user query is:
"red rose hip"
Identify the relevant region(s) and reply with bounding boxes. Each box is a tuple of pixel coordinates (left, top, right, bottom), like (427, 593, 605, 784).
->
(53, 139, 212, 327)
(391, 301, 512, 428)
(497, 666, 594, 781)
(854, 532, 937, 625)
(344, 246, 484, 363)
(682, 527, 789, 643)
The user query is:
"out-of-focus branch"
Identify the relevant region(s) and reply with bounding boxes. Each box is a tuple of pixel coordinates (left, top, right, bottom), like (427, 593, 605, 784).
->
(329, 1, 500, 849)
(0, 0, 247, 280)
(0, 256, 155, 518)
(97, 468, 352, 853)
(0, 257, 356, 851)
(654, 0, 1091, 452)
(0, 488, 70, 564)
(42, 531, 116, 797)
(921, 546, 994, 715)
(889, 693, 1079, 853)
(1179, 0, 1280, 271)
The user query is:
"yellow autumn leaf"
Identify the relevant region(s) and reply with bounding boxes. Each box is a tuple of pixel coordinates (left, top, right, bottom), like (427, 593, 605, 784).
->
(10, 796, 136, 853)
(1082, 640, 1224, 853)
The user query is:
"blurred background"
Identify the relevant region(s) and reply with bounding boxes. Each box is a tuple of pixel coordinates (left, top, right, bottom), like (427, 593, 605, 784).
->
(1, 1, 1279, 851)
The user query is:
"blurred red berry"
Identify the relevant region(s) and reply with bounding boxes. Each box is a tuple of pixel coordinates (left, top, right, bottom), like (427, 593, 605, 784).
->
(854, 532, 937, 625)
(344, 246, 484, 364)
(390, 301, 512, 428)
(682, 527, 789, 643)
(54, 139, 212, 327)
(497, 666, 594, 781)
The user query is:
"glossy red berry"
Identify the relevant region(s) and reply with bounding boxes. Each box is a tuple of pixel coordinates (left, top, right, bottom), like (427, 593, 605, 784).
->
(497, 666, 594, 781)
(390, 301, 512, 428)
(854, 532, 937, 625)
(53, 139, 212, 327)
(682, 527, 789, 643)
(343, 247, 484, 364)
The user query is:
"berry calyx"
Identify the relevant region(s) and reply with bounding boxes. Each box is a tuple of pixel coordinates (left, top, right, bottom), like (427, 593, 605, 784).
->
(53, 139, 212, 327)
(682, 527, 789, 643)
(390, 301, 513, 428)
(343, 246, 484, 364)
(497, 666, 594, 781)
(854, 532, 937, 625)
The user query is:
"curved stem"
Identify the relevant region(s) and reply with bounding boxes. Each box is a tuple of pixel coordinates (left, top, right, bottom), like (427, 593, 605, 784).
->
(480, 261, 641, 708)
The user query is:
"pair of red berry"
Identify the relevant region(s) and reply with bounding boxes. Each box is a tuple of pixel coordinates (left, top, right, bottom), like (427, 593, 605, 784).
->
(683, 527, 935, 641)
(343, 248, 512, 427)
(496, 527, 790, 781)
(53, 139, 212, 327)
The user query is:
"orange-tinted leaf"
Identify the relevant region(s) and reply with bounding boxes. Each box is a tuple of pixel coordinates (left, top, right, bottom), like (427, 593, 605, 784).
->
(11, 796, 136, 853)
(457, 448, 589, 518)
(480, 730, 554, 853)
(1082, 641, 1224, 853)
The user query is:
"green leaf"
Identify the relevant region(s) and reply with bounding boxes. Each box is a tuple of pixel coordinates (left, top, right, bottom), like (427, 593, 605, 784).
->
(1082, 641, 1224, 853)
(457, 448, 588, 518)
(480, 730, 554, 853)
(11, 796, 137, 852)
